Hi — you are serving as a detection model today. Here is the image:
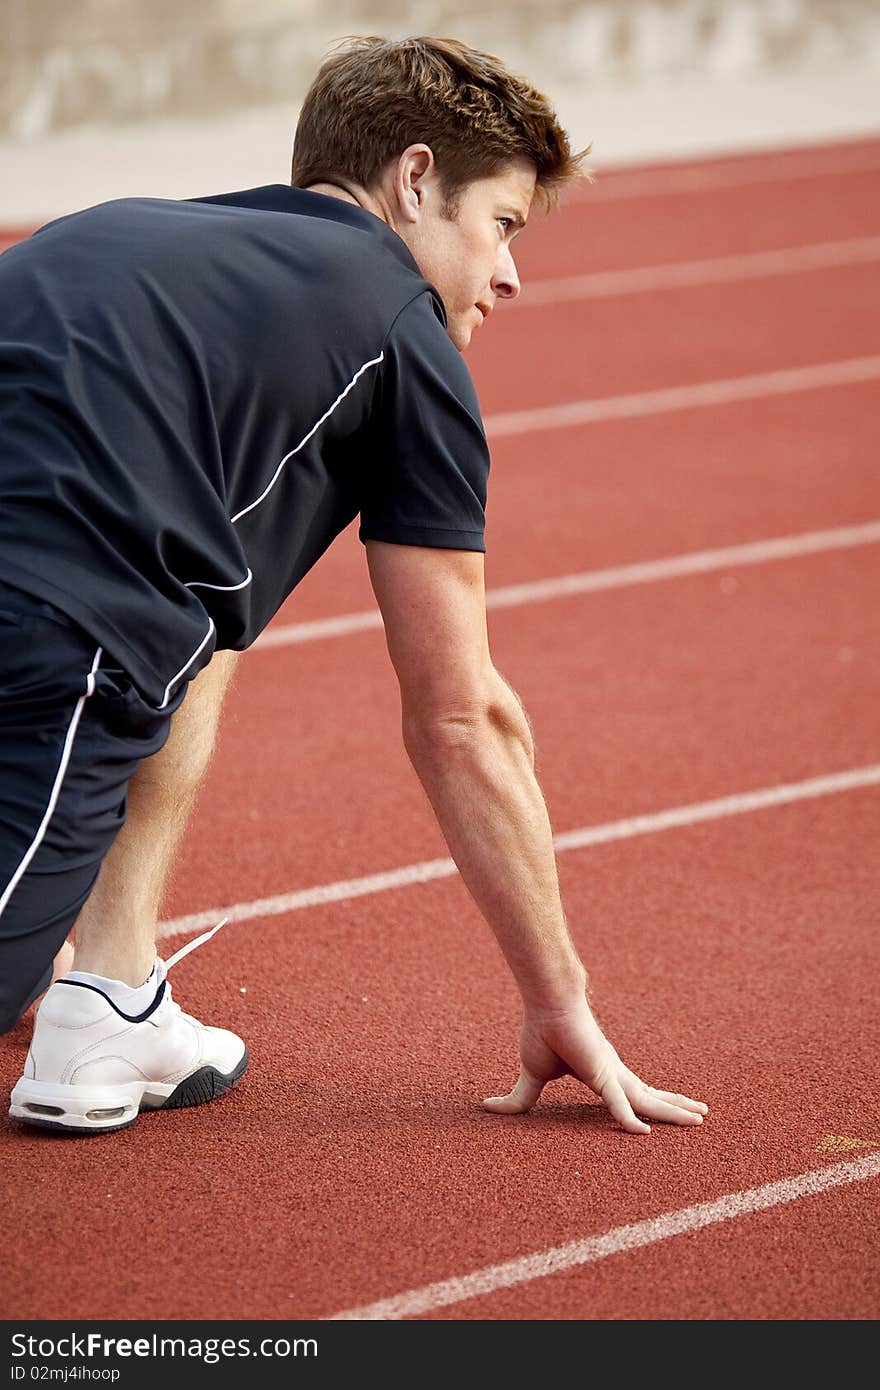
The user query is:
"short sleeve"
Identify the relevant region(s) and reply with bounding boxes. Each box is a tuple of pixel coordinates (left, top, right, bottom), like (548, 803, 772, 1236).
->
(357, 292, 490, 551)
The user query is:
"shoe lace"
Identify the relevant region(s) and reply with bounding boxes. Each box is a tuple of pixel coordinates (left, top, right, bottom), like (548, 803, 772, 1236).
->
(164, 916, 229, 974)
(159, 917, 229, 1018)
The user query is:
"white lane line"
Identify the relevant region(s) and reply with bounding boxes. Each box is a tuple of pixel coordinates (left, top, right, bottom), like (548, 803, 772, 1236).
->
(569, 145, 880, 203)
(515, 237, 880, 307)
(254, 521, 880, 650)
(256, 609, 381, 647)
(485, 356, 880, 438)
(326, 1151, 880, 1320)
(158, 764, 880, 939)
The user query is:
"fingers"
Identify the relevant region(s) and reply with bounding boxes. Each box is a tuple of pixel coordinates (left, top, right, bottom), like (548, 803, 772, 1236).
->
(600, 1076, 652, 1135)
(638, 1095, 704, 1125)
(482, 1064, 545, 1115)
(649, 1090, 709, 1116)
(623, 1082, 708, 1127)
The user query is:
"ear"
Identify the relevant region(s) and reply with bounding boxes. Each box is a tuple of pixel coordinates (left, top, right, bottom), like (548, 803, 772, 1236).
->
(392, 144, 436, 224)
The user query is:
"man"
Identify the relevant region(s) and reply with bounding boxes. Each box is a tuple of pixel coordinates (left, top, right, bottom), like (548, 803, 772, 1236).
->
(1, 36, 708, 1136)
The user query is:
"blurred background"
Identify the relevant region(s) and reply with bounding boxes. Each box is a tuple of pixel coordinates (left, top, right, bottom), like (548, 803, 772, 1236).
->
(2, 0, 879, 226)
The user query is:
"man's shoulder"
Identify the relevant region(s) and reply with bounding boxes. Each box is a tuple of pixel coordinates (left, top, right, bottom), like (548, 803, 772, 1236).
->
(191, 185, 416, 263)
(194, 184, 435, 312)
(12, 184, 445, 360)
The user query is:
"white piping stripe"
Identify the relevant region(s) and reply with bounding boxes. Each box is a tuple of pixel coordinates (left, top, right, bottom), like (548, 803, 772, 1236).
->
(157, 618, 215, 711)
(185, 568, 253, 593)
(515, 237, 880, 307)
(0, 645, 104, 920)
(568, 145, 880, 203)
(157, 764, 880, 939)
(157, 574, 252, 707)
(156, 351, 383, 704)
(327, 1151, 880, 1319)
(230, 353, 385, 524)
(484, 355, 880, 438)
(156, 573, 253, 709)
(253, 521, 880, 651)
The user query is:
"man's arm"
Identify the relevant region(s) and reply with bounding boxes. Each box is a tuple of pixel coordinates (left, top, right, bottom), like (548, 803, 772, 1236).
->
(366, 540, 708, 1133)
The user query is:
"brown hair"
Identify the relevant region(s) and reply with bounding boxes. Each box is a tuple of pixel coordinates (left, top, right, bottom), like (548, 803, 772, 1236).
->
(291, 36, 589, 211)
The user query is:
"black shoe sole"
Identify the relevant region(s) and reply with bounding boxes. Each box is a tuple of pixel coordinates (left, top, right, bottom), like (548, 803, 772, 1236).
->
(159, 1046, 249, 1111)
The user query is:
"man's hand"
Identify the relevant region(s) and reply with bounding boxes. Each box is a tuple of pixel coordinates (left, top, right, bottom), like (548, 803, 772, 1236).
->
(483, 996, 709, 1134)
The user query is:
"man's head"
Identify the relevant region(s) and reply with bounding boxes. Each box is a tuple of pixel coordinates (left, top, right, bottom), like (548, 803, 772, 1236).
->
(291, 36, 588, 350)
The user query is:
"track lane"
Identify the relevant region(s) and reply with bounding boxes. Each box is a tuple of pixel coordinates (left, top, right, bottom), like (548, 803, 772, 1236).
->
(566, 137, 880, 202)
(269, 367, 878, 629)
(514, 164, 880, 281)
(3, 785, 877, 1319)
(512, 238, 880, 307)
(416, 1167, 880, 1320)
(469, 262, 880, 415)
(153, 544, 880, 922)
(480, 383, 879, 586)
(160, 766, 880, 940)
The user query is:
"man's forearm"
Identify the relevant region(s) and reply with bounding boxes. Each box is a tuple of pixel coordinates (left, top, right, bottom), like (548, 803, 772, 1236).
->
(403, 681, 586, 1008)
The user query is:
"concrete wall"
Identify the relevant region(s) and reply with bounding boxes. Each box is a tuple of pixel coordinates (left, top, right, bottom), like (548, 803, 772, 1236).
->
(5, 1, 880, 141)
(4, 2, 878, 224)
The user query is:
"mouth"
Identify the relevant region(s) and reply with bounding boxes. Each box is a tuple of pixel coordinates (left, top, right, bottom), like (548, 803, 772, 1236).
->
(476, 302, 492, 321)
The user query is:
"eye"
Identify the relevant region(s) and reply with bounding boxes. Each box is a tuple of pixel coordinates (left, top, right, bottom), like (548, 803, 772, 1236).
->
(497, 217, 513, 233)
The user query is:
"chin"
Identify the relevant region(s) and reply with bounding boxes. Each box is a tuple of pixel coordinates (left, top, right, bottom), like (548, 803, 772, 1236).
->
(448, 321, 473, 353)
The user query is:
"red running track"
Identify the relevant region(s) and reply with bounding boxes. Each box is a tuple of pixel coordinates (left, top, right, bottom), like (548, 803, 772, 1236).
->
(2, 137, 879, 1322)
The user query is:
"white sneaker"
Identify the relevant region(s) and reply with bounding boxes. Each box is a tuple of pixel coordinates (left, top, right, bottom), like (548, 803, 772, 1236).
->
(9, 924, 247, 1134)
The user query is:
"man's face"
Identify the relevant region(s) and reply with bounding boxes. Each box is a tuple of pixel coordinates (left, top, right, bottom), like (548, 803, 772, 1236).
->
(400, 157, 536, 351)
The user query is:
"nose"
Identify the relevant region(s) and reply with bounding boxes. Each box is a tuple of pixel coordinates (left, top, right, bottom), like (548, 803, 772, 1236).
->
(491, 241, 521, 301)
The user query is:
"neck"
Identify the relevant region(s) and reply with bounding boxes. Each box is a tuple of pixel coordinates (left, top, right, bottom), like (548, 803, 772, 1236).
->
(301, 181, 393, 228)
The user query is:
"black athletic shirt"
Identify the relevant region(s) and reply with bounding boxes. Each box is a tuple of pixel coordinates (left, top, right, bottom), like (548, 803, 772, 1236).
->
(0, 185, 490, 707)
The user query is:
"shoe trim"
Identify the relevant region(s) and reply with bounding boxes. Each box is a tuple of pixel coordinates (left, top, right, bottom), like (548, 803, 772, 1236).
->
(54, 977, 168, 1024)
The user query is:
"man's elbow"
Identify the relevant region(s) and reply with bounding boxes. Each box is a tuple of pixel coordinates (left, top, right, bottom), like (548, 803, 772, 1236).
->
(401, 678, 535, 768)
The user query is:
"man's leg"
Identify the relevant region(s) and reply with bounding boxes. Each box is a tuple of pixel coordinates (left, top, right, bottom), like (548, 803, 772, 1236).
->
(8, 641, 247, 1133)
(70, 650, 240, 986)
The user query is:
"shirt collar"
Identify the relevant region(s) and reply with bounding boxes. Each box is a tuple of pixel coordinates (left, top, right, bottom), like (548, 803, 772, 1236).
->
(187, 184, 421, 277)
